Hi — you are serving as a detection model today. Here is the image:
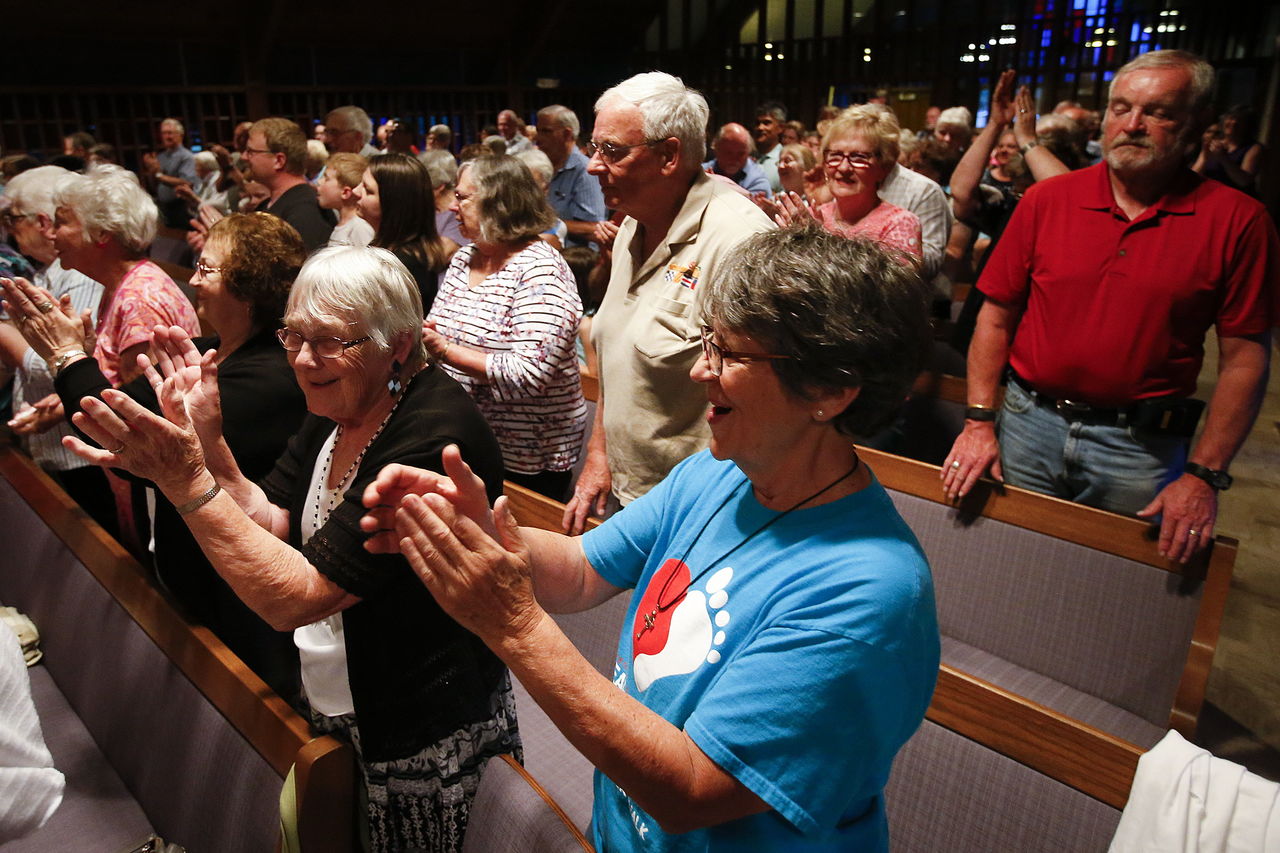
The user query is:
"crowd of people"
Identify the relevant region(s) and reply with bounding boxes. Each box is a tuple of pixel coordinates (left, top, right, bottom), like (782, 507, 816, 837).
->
(0, 47, 1274, 852)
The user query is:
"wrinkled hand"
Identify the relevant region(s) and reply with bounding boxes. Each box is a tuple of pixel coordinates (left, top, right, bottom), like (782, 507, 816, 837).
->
(593, 220, 620, 250)
(141, 152, 160, 175)
(771, 191, 817, 228)
(396, 491, 543, 647)
(7, 394, 65, 435)
(989, 69, 1018, 128)
(361, 445, 496, 554)
(63, 385, 206, 494)
(941, 422, 1003, 501)
(562, 448, 610, 534)
(421, 320, 451, 364)
(1013, 86, 1037, 148)
(1, 277, 90, 362)
(1136, 473, 1217, 564)
(751, 194, 782, 221)
(143, 325, 223, 444)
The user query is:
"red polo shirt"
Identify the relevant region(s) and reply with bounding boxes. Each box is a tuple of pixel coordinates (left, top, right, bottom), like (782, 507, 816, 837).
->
(979, 163, 1277, 406)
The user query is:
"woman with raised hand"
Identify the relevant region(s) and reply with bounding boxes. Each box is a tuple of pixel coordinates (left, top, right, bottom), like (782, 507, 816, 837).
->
(59, 245, 518, 852)
(3, 212, 308, 695)
(365, 226, 940, 853)
(425, 154, 585, 501)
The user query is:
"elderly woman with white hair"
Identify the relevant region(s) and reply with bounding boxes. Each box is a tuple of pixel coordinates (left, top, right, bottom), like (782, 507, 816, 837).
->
(60, 245, 518, 852)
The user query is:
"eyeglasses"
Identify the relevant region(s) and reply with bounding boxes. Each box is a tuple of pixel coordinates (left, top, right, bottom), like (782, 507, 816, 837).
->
(276, 328, 372, 359)
(587, 138, 664, 163)
(699, 325, 792, 377)
(243, 145, 273, 156)
(1, 210, 33, 227)
(824, 150, 877, 168)
(453, 190, 474, 203)
(194, 259, 223, 277)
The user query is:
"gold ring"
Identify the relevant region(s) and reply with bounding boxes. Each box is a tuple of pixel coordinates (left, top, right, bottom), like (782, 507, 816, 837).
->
(35, 300, 55, 313)
(1188, 528, 1198, 536)
(110, 444, 126, 454)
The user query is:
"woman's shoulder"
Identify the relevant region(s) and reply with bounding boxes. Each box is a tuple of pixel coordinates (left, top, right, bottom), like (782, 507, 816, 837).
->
(120, 259, 178, 293)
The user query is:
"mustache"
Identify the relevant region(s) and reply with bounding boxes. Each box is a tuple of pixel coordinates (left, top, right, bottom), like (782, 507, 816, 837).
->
(1110, 134, 1154, 148)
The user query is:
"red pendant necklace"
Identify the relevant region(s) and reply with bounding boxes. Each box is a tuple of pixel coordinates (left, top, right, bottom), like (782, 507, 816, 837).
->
(635, 454, 861, 641)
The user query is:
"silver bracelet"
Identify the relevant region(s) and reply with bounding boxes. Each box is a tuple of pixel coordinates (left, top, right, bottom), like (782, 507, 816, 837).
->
(50, 349, 88, 375)
(175, 483, 221, 515)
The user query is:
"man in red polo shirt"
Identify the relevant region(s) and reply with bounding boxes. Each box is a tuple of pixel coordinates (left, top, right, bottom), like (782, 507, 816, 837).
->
(942, 49, 1276, 564)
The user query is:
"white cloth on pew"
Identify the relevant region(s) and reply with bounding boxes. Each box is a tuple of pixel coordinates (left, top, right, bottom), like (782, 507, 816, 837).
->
(1109, 729, 1280, 852)
(0, 624, 64, 842)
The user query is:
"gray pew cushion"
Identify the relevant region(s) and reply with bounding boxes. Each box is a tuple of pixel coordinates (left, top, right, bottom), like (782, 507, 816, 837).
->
(10, 665, 151, 851)
(462, 755, 590, 853)
(888, 490, 1198, 727)
(885, 720, 1121, 853)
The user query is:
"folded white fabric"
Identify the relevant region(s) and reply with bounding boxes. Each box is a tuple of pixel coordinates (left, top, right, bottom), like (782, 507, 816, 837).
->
(0, 623, 64, 843)
(1110, 728, 1280, 852)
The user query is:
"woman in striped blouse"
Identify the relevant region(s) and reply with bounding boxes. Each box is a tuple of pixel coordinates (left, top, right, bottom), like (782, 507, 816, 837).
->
(424, 155, 586, 500)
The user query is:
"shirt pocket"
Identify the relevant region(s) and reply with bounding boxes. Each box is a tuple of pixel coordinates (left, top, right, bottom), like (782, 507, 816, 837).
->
(632, 293, 696, 361)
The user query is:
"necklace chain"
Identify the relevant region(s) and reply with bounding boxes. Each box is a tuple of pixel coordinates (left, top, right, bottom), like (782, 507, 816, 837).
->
(315, 399, 402, 521)
(635, 455, 861, 641)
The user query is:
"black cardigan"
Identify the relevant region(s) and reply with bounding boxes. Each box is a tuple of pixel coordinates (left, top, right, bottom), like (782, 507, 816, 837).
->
(259, 363, 509, 762)
(56, 328, 308, 697)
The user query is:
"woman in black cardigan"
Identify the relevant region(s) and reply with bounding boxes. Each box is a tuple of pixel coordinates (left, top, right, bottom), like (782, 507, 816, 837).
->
(4, 213, 307, 698)
(55, 246, 518, 853)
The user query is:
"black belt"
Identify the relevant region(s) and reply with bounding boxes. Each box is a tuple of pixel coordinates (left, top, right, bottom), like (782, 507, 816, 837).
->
(1006, 371, 1205, 437)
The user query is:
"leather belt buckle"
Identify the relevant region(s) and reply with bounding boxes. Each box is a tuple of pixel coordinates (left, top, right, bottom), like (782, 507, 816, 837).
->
(1055, 399, 1092, 419)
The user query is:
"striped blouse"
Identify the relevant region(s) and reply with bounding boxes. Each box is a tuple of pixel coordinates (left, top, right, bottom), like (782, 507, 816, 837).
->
(428, 240, 586, 475)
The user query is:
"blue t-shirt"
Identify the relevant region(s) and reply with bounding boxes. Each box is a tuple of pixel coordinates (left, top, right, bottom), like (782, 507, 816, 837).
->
(582, 451, 939, 852)
(549, 147, 607, 248)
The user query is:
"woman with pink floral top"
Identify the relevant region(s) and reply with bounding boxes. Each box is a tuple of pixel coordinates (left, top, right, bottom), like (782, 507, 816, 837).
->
(774, 110, 922, 262)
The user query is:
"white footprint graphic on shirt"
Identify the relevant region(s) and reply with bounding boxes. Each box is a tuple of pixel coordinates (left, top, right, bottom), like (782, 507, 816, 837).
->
(634, 566, 733, 692)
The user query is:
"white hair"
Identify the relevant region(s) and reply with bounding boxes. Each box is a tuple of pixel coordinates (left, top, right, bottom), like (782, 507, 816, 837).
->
(326, 105, 374, 147)
(53, 165, 156, 255)
(596, 71, 709, 165)
(516, 148, 554, 187)
(285, 246, 427, 370)
(193, 150, 218, 171)
(537, 104, 581, 138)
(160, 117, 185, 135)
(418, 149, 458, 190)
(937, 106, 973, 130)
(3, 165, 70, 218)
(1111, 49, 1216, 117)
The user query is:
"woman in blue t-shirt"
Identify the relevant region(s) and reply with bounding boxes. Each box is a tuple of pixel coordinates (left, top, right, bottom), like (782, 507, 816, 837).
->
(364, 224, 942, 852)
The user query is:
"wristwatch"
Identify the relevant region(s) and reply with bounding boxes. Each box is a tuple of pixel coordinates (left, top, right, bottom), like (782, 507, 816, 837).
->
(965, 404, 998, 422)
(1019, 139, 1040, 155)
(1184, 462, 1232, 491)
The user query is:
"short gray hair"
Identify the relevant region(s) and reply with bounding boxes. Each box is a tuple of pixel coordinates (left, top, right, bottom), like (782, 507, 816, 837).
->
(53, 165, 157, 256)
(160, 117, 185, 135)
(428, 124, 453, 145)
(326, 105, 374, 147)
(702, 224, 931, 438)
(937, 106, 973, 131)
(596, 71, 709, 166)
(537, 105, 580, 138)
(1111, 49, 1215, 117)
(286, 246, 427, 371)
(4, 165, 70, 217)
(464, 155, 555, 244)
(418, 149, 458, 190)
(194, 150, 218, 171)
(516, 148, 554, 187)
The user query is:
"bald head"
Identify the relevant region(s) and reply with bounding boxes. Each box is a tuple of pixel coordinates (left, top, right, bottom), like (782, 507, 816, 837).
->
(712, 122, 754, 176)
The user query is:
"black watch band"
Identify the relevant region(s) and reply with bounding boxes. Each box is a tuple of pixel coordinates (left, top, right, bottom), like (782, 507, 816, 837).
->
(1184, 462, 1232, 491)
(965, 405, 998, 422)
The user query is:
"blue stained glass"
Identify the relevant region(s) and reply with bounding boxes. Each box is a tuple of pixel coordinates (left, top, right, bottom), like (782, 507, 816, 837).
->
(1103, 70, 1115, 79)
(1073, 0, 1085, 9)
(1130, 22, 1140, 41)
(1042, 29, 1052, 46)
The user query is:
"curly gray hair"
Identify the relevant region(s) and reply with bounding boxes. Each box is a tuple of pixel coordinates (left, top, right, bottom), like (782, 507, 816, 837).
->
(702, 225, 931, 438)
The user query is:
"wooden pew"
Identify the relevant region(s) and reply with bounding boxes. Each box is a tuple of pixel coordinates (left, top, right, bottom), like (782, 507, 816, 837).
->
(496, 446, 1235, 850)
(0, 446, 354, 851)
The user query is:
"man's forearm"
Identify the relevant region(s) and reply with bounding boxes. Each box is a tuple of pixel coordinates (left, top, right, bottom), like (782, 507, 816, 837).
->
(1187, 332, 1271, 470)
(566, 220, 603, 239)
(967, 299, 1018, 406)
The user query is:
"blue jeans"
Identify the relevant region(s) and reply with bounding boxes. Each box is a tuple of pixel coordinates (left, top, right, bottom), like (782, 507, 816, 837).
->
(997, 379, 1188, 516)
